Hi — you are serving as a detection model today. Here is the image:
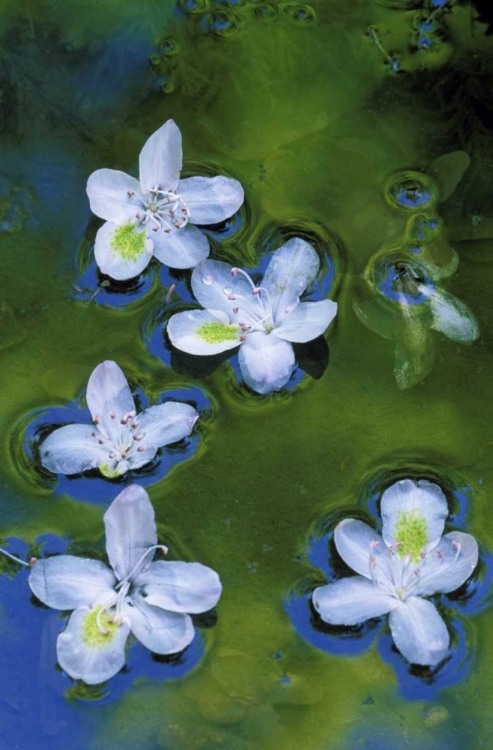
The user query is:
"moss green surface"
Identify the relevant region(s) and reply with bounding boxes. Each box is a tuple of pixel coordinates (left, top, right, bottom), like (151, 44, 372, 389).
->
(0, 0, 493, 748)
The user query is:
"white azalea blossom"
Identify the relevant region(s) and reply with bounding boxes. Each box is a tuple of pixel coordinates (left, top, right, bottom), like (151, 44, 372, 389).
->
(40, 360, 198, 478)
(86, 119, 244, 280)
(312, 479, 479, 667)
(167, 237, 338, 395)
(28, 485, 222, 685)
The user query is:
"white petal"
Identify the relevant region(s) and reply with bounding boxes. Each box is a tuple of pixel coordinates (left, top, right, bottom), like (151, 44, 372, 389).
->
(191, 259, 259, 321)
(136, 402, 198, 448)
(94, 221, 154, 281)
(412, 531, 479, 597)
(167, 309, 241, 355)
(178, 176, 244, 225)
(86, 361, 136, 446)
(29, 556, 116, 610)
(389, 597, 449, 666)
(125, 596, 195, 654)
(40, 424, 113, 475)
(86, 169, 143, 223)
(125, 445, 158, 472)
(238, 331, 295, 395)
(262, 238, 320, 326)
(394, 312, 436, 391)
(426, 287, 479, 344)
(151, 224, 210, 269)
(139, 120, 182, 194)
(134, 561, 222, 614)
(274, 300, 337, 343)
(334, 519, 383, 579)
(381, 479, 448, 554)
(57, 605, 130, 684)
(312, 577, 396, 626)
(103, 485, 157, 582)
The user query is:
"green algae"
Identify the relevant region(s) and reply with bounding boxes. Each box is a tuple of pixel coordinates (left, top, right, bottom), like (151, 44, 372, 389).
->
(0, 0, 492, 748)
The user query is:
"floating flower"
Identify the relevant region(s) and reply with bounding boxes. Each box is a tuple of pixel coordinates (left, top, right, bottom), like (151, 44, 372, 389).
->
(86, 120, 244, 280)
(312, 479, 478, 667)
(28, 485, 222, 684)
(166, 237, 338, 394)
(353, 247, 479, 389)
(40, 360, 198, 478)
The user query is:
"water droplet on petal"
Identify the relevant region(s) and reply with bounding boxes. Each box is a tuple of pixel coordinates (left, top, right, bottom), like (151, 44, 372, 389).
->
(202, 275, 213, 285)
(223, 285, 232, 294)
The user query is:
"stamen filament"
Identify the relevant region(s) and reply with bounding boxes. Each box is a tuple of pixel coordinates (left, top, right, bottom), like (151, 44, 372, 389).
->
(116, 544, 169, 587)
(0, 547, 31, 568)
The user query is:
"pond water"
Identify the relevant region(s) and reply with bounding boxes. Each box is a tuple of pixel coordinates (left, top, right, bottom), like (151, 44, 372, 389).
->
(1, 0, 493, 748)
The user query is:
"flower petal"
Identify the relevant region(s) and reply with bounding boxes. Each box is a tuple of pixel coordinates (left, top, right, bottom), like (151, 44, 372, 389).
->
(381, 479, 448, 554)
(238, 331, 295, 395)
(151, 224, 210, 269)
(134, 561, 222, 614)
(178, 176, 244, 225)
(191, 259, 259, 321)
(411, 531, 479, 597)
(334, 519, 383, 579)
(136, 402, 198, 448)
(262, 238, 320, 326)
(86, 361, 136, 445)
(94, 221, 154, 281)
(40, 424, 113, 475)
(167, 309, 242, 355)
(426, 287, 479, 344)
(139, 120, 182, 194)
(104, 485, 157, 582)
(125, 445, 158, 472)
(125, 596, 195, 654)
(394, 312, 436, 390)
(57, 605, 130, 684)
(274, 300, 337, 343)
(312, 576, 396, 626)
(389, 597, 449, 666)
(86, 169, 143, 223)
(29, 556, 116, 610)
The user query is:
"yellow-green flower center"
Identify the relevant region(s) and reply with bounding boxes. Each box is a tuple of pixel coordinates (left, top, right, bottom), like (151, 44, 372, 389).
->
(111, 223, 147, 261)
(99, 463, 125, 479)
(395, 510, 428, 562)
(82, 606, 119, 648)
(197, 321, 239, 344)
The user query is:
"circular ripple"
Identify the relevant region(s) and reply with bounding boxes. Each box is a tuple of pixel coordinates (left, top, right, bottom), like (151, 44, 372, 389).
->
(207, 9, 243, 36)
(281, 2, 316, 23)
(406, 212, 443, 244)
(371, 251, 432, 306)
(177, 0, 210, 15)
(254, 3, 279, 20)
(385, 170, 439, 212)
